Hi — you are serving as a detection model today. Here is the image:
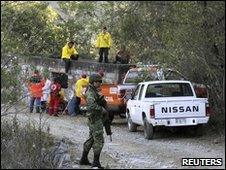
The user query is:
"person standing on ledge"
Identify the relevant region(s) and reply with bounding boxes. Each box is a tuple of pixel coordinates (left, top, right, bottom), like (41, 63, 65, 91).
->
(96, 27, 112, 63)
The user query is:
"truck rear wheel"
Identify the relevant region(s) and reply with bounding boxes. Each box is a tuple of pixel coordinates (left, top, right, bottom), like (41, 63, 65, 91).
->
(119, 113, 126, 118)
(192, 124, 203, 136)
(127, 113, 137, 132)
(143, 117, 154, 140)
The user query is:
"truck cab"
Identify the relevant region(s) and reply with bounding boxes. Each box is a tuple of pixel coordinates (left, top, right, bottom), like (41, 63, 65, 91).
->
(126, 80, 211, 139)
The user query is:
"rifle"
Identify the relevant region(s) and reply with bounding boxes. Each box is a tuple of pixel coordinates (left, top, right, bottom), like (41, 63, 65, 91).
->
(89, 85, 113, 141)
(102, 107, 112, 141)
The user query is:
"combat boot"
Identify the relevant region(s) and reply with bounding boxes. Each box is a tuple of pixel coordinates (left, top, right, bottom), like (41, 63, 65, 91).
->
(79, 151, 92, 165)
(92, 153, 103, 169)
(41, 102, 46, 113)
(36, 106, 40, 113)
(30, 107, 33, 113)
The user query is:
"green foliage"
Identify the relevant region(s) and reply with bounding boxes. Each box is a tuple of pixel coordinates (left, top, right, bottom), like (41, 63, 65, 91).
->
(1, 57, 22, 103)
(1, 2, 62, 56)
(1, 117, 54, 169)
(58, 1, 98, 57)
(1, 1, 225, 127)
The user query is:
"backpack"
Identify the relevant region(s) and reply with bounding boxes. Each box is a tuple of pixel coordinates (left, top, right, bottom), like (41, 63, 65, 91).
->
(57, 73, 68, 89)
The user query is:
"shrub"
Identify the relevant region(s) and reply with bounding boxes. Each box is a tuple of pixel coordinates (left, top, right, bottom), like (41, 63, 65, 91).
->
(1, 116, 54, 169)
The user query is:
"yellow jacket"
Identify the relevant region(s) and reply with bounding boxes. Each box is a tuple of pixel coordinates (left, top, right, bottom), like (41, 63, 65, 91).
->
(61, 43, 78, 59)
(96, 32, 112, 48)
(75, 78, 89, 98)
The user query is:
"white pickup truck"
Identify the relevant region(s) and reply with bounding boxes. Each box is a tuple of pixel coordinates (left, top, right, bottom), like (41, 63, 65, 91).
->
(126, 80, 211, 139)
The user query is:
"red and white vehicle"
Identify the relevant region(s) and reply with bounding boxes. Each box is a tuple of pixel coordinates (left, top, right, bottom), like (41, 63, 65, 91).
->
(126, 80, 211, 139)
(82, 65, 208, 123)
(120, 65, 208, 99)
(108, 65, 208, 120)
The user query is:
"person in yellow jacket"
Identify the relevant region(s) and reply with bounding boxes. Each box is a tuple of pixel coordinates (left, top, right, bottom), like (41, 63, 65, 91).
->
(61, 41, 79, 73)
(96, 26, 112, 63)
(73, 74, 89, 115)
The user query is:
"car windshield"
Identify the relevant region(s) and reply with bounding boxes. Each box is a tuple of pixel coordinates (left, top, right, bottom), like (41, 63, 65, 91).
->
(164, 70, 186, 80)
(145, 83, 193, 98)
(125, 69, 164, 84)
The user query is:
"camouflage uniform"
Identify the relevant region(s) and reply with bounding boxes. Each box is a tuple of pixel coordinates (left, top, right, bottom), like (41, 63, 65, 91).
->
(83, 84, 104, 156)
(80, 75, 106, 168)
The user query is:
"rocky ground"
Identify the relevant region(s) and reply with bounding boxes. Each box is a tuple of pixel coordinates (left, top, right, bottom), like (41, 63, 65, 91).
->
(2, 111, 225, 169)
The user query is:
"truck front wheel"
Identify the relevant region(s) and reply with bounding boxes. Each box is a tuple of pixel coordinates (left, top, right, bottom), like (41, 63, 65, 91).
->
(127, 113, 137, 132)
(143, 117, 154, 140)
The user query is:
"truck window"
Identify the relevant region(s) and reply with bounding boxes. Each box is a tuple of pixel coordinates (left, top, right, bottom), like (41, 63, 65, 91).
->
(133, 85, 141, 100)
(138, 85, 145, 100)
(145, 83, 193, 98)
(125, 70, 159, 84)
(164, 70, 185, 80)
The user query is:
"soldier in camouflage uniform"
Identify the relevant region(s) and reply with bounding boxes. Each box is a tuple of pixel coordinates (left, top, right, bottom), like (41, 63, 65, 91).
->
(79, 74, 106, 169)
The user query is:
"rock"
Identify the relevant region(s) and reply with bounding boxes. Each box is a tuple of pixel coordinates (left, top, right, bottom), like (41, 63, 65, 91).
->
(213, 139, 219, 144)
(42, 138, 71, 168)
(72, 164, 80, 168)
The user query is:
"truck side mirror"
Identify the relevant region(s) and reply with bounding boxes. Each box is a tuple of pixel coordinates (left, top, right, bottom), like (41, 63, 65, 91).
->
(128, 93, 133, 100)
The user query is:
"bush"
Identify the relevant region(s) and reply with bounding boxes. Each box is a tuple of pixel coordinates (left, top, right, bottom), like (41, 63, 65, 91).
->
(207, 111, 225, 136)
(1, 116, 54, 169)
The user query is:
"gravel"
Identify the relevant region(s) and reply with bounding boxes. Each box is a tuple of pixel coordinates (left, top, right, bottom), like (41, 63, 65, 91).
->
(3, 112, 225, 169)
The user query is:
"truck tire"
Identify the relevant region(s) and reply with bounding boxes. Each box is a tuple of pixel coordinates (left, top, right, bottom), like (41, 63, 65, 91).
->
(127, 113, 137, 132)
(119, 106, 126, 118)
(143, 117, 154, 140)
(119, 113, 126, 118)
(193, 124, 203, 136)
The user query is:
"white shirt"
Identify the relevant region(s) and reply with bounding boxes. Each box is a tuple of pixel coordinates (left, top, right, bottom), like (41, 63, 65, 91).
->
(41, 79, 52, 101)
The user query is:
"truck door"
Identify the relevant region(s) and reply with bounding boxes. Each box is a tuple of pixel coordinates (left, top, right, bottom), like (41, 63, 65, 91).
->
(130, 84, 141, 121)
(130, 84, 145, 124)
(134, 84, 145, 124)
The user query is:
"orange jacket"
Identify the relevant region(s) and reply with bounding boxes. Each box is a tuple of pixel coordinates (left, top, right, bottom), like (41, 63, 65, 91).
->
(29, 80, 45, 98)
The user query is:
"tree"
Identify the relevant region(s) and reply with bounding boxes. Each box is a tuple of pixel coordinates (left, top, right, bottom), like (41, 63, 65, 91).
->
(1, 1, 225, 127)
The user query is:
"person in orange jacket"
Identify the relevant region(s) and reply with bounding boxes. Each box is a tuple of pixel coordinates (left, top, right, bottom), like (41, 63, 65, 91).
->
(28, 70, 44, 113)
(49, 77, 62, 117)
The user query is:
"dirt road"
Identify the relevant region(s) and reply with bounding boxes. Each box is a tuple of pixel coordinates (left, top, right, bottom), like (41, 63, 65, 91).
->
(4, 112, 225, 169)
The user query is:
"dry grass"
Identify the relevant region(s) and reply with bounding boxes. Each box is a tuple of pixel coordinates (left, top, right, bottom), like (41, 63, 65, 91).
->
(1, 116, 55, 169)
(207, 111, 225, 137)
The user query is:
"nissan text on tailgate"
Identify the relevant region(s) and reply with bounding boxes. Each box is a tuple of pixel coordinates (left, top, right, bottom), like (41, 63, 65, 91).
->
(126, 80, 211, 139)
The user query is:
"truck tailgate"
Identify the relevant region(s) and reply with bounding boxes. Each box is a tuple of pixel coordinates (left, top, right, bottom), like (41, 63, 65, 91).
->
(101, 84, 123, 105)
(154, 98, 206, 119)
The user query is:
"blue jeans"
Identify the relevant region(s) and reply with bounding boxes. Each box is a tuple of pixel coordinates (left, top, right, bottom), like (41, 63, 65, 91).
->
(29, 97, 41, 112)
(68, 96, 81, 116)
(75, 97, 81, 115)
(67, 97, 76, 116)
